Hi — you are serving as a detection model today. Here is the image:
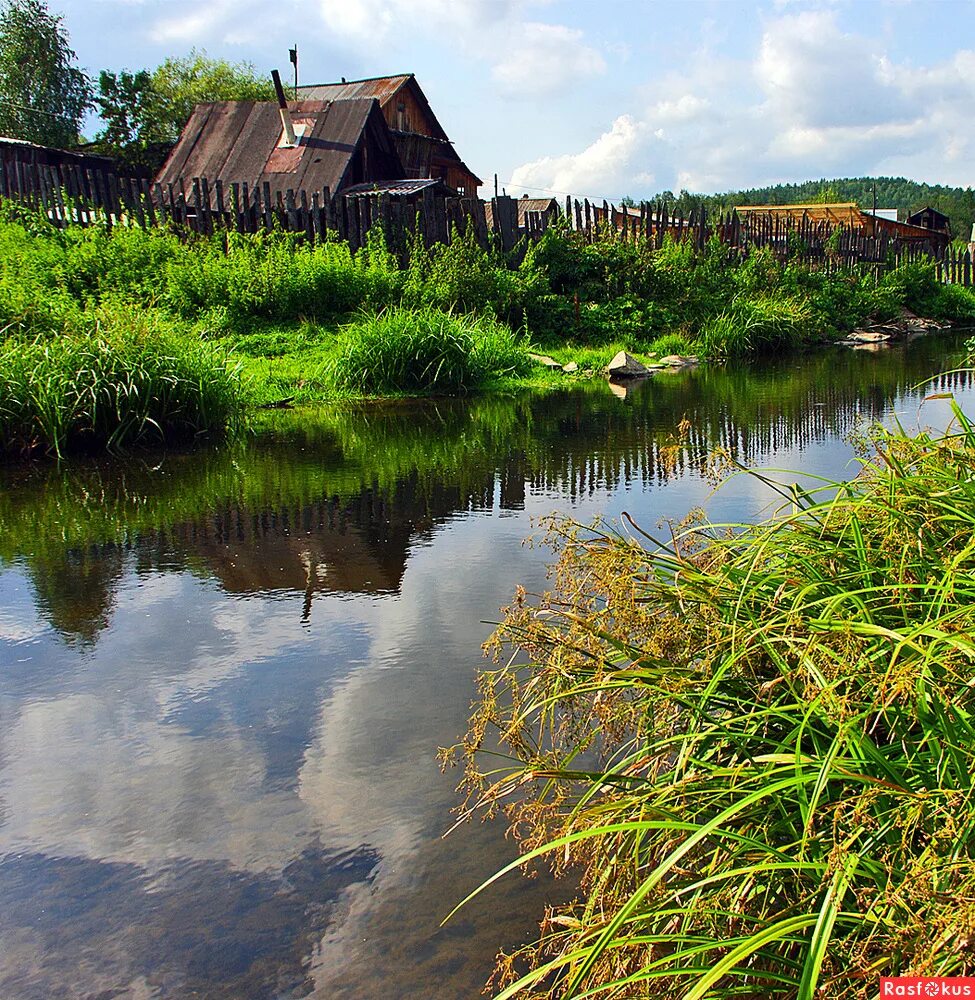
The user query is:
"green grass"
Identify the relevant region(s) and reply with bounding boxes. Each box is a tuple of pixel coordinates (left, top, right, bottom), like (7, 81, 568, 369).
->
(2, 206, 975, 458)
(0, 306, 242, 458)
(327, 307, 532, 395)
(451, 401, 975, 997)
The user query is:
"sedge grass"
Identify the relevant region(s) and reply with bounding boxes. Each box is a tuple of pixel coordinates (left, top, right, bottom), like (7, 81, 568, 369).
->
(450, 401, 975, 998)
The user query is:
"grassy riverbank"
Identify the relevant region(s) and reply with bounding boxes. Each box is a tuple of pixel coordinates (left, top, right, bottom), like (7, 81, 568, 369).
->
(3, 204, 975, 456)
(451, 404, 975, 997)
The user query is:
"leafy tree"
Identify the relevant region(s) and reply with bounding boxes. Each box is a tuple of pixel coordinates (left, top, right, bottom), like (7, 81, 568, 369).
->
(149, 50, 275, 142)
(0, 0, 92, 147)
(92, 69, 166, 171)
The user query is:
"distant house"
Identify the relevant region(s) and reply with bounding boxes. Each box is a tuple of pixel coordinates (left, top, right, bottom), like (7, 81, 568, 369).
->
(735, 202, 949, 248)
(295, 75, 481, 197)
(484, 196, 559, 233)
(907, 206, 952, 238)
(156, 98, 405, 200)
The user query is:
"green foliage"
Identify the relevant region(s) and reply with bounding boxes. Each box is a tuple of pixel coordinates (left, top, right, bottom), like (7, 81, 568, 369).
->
(456, 411, 975, 996)
(328, 307, 529, 395)
(697, 294, 810, 358)
(91, 69, 169, 172)
(647, 332, 694, 356)
(0, 0, 91, 147)
(0, 306, 241, 457)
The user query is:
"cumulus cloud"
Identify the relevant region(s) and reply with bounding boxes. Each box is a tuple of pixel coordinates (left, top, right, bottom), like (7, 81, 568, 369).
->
(511, 114, 645, 196)
(507, 9, 975, 198)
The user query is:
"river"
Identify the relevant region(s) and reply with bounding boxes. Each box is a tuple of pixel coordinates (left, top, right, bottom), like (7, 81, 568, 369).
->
(0, 336, 972, 999)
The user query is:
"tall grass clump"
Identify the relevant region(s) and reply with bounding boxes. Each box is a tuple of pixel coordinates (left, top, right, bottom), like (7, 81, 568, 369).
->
(0, 308, 242, 458)
(329, 306, 530, 395)
(697, 293, 812, 358)
(452, 403, 975, 997)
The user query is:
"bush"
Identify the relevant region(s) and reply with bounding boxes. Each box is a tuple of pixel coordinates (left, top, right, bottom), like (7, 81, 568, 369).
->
(328, 307, 530, 395)
(697, 294, 811, 358)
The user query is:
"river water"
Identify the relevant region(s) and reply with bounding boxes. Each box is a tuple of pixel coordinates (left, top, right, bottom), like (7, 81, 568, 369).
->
(0, 337, 972, 1000)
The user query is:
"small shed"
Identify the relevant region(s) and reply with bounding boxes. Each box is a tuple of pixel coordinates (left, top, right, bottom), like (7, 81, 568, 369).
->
(907, 206, 952, 237)
(155, 98, 404, 200)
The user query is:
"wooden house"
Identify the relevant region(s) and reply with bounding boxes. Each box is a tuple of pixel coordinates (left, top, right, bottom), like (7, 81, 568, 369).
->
(907, 206, 952, 238)
(295, 75, 481, 196)
(156, 97, 404, 200)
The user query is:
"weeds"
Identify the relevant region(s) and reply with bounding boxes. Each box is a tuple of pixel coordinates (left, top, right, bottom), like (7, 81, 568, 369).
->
(0, 306, 241, 458)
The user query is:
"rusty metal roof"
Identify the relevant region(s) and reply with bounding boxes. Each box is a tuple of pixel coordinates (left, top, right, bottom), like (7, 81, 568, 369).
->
(296, 75, 451, 141)
(295, 74, 413, 105)
(155, 97, 403, 196)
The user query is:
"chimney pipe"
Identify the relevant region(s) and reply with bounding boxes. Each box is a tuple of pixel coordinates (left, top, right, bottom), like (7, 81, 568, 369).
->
(271, 69, 297, 147)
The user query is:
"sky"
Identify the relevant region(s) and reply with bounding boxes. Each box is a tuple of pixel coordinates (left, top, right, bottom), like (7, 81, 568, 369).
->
(56, 0, 975, 201)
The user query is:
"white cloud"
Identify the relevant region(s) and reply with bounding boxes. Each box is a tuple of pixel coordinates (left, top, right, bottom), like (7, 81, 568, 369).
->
(510, 113, 644, 197)
(492, 22, 606, 95)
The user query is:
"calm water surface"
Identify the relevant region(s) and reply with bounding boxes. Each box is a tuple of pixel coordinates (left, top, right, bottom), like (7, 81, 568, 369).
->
(0, 338, 972, 999)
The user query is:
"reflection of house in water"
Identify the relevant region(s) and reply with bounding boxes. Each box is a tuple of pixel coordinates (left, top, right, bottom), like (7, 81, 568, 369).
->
(137, 472, 502, 621)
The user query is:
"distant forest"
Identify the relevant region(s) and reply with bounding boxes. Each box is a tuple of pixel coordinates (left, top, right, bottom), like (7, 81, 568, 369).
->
(644, 178, 975, 242)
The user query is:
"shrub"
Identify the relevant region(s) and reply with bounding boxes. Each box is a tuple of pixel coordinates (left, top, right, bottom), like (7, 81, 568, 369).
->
(697, 294, 811, 358)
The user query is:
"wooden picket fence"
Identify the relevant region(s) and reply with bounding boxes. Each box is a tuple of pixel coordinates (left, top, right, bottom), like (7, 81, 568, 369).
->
(1, 157, 971, 285)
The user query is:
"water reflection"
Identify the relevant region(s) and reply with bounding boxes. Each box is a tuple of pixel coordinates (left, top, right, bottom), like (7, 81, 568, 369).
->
(0, 337, 972, 999)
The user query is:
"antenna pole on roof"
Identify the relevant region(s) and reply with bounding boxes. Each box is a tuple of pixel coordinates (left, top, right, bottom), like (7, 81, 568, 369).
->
(271, 69, 297, 147)
(494, 173, 498, 198)
(289, 45, 298, 99)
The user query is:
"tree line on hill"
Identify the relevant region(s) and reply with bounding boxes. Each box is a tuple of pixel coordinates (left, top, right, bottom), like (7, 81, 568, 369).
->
(638, 178, 975, 246)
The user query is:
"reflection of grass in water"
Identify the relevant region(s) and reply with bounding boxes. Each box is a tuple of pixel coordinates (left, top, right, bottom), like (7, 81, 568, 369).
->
(2, 339, 971, 642)
(3, 339, 970, 567)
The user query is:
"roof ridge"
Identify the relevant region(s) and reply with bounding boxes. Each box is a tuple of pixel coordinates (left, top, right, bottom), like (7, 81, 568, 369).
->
(298, 73, 413, 88)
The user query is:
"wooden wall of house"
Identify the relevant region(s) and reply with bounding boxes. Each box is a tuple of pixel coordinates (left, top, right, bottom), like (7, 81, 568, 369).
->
(392, 133, 436, 179)
(380, 85, 432, 137)
(441, 162, 478, 197)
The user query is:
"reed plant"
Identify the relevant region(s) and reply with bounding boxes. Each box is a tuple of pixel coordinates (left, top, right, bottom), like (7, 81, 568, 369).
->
(328, 306, 531, 395)
(0, 307, 242, 457)
(451, 404, 975, 997)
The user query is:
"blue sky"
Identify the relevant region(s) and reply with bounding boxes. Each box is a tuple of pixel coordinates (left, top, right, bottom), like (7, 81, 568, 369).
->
(58, 0, 975, 200)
